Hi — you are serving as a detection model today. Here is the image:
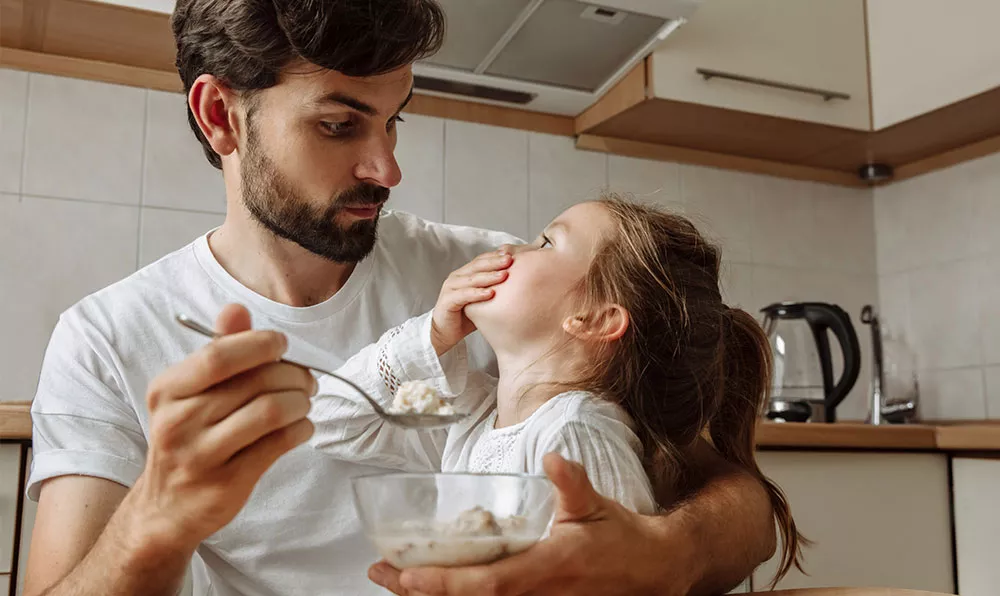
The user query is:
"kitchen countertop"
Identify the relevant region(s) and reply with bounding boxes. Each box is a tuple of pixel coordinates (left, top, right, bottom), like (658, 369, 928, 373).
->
(3, 401, 1000, 451)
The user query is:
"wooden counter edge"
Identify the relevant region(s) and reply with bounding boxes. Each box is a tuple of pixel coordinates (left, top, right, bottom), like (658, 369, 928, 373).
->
(0, 402, 32, 440)
(756, 422, 939, 451)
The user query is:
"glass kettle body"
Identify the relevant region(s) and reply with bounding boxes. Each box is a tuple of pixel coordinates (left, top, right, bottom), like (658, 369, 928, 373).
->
(761, 302, 862, 423)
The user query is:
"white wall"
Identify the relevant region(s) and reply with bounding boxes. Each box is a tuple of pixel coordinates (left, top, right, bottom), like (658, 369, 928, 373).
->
(875, 154, 1000, 421)
(0, 67, 878, 420)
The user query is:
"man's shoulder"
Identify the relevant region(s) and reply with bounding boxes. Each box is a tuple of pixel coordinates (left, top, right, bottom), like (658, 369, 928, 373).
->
(62, 242, 202, 336)
(378, 210, 523, 267)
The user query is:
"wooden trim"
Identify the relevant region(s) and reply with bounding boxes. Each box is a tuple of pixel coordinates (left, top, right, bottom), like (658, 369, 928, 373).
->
(935, 425, 1000, 452)
(21, 0, 51, 52)
(574, 60, 648, 135)
(893, 133, 1000, 183)
(404, 93, 574, 137)
(0, 402, 31, 440)
(756, 422, 938, 451)
(0, 46, 183, 92)
(576, 134, 869, 188)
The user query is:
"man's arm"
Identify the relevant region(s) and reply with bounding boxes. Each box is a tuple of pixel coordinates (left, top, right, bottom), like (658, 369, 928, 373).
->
(373, 445, 775, 596)
(24, 305, 316, 596)
(24, 477, 189, 596)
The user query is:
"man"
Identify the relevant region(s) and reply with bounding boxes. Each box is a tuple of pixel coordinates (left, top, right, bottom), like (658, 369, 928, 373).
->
(23, 1, 776, 595)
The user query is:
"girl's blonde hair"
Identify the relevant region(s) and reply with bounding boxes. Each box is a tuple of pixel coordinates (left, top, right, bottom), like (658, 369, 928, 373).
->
(571, 194, 805, 585)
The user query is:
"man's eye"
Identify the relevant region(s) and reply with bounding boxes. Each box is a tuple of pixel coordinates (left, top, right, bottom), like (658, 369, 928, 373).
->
(388, 115, 405, 132)
(321, 120, 354, 136)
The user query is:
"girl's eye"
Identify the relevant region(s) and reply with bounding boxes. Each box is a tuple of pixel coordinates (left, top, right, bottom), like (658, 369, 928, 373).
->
(321, 120, 354, 136)
(539, 235, 552, 249)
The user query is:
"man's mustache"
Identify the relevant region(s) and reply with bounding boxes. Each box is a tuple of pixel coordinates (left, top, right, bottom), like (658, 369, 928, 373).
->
(337, 184, 390, 208)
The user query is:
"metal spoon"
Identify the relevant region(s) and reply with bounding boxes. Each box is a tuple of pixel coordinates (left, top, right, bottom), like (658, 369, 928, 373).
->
(175, 314, 468, 429)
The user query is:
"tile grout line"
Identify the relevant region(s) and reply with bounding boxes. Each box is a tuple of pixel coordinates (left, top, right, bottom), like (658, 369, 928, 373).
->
(525, 132, 531, 237)
(18, 74, 32, 198)
(17, 191, 225, 216)
(442, 119, 451, 224)
(136, 90, 151, 271)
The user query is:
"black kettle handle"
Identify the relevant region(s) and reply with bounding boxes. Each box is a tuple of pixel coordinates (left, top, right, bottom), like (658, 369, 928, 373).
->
(805, 304, 861, 422)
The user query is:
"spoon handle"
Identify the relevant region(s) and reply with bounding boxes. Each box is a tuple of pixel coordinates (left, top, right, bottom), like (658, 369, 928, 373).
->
(175, 314, 388, 416)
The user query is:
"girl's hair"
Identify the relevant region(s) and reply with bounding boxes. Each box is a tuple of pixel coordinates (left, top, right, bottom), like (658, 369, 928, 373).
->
(572, 194, 804, 585)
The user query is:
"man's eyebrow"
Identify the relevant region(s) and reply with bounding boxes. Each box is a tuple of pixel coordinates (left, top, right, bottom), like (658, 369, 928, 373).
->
(315, 92, 376, 116)
(315, 87, 414, 117)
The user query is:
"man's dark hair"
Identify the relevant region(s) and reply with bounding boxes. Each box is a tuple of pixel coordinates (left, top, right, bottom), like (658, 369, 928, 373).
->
(171, 0, 446, 169)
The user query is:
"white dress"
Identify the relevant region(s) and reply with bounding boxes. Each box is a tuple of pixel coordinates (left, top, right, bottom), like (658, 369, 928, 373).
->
(309, 312, 658, 514)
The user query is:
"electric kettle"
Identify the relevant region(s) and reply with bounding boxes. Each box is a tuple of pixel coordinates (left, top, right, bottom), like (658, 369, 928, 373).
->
(760, 302, 862, 423)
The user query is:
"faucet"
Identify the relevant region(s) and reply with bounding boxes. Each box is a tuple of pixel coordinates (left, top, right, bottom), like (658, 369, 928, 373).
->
(861, 305, 917, 425)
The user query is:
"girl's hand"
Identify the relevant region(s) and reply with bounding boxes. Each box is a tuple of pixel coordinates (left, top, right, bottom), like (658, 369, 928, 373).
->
(430, 247, 513, 355)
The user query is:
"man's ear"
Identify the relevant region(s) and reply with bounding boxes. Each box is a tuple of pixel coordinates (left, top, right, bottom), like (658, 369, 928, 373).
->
(561, 304, 629, 342)
(188, 73, 244, 160)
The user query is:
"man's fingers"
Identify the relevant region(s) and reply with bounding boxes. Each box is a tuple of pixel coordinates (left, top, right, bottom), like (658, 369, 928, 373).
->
(199, 389, 313, 465)
(194, 362, 317, 425)
(148, 329, 288, 407)
(399, 539, 560, 596)
(215, 303, 253, 335)
(225, 416, 313, 480)
(542, 453, 606, 522)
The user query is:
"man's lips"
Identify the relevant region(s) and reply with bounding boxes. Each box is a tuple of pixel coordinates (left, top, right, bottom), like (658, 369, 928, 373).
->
(342, 204, 383, 218)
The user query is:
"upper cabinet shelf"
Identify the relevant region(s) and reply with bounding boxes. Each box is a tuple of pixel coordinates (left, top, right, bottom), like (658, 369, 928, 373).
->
(649, 0, 872, 131)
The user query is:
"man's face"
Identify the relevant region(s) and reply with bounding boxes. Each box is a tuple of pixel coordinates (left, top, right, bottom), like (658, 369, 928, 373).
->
(238, 62, 413, 262)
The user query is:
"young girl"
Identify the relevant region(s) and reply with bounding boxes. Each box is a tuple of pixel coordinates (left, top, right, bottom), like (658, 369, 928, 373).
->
(308, 195, 803, 580)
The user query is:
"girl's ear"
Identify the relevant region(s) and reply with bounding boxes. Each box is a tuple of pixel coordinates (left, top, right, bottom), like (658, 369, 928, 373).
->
(561, 304, 629, 342)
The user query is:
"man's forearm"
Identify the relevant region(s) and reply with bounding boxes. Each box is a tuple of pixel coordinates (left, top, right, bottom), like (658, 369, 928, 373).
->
(35, 491, 192, 596)
(651, 450, 776, 596)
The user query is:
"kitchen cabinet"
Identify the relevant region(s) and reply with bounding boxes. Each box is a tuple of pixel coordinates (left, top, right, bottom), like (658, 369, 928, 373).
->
(0, 445, 20, 575)
(649, 0, 871, 131)
(752, 451, 953, 593)
(952, 458, 1000, 596)
(15, 449, 33, 596)
(866, 0, 1000, 130)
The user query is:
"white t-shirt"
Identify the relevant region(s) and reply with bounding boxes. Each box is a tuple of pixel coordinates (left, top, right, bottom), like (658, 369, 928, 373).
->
(28, 210, 519, 596)
(309, 312, 658, 515)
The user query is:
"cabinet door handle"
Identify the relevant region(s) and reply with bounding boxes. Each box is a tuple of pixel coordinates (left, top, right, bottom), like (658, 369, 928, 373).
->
(696, 68, 851, 101)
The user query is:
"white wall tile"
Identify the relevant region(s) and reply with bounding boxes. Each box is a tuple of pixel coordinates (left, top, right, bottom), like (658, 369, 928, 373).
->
(900, 165, 981, 268)
(812, 184, 877, 274)
(0, 194, 138, 401)
(681, 165, 755, 264)
(917, 368, 986, 421)
(23, 74, 146, 205)
(607, 155, 681, 211)
(750, 177, 819, 268)
(143, 90, 226, 213)
(978, 254, 1000, 365)
(878, 272, 911, 339)
(966, 153, 1000, 258)
(873, 181, 910, 274)
(527, 132, 607, 237)
(392, 113, 444, 222)
(907, 260, 983, 370)
(0, 69, 28, 194)
(985, 367, 1000, 419)
(720, 261, 755, 312)
(444, 121, 528, 240)
(140, 208, 225, 268)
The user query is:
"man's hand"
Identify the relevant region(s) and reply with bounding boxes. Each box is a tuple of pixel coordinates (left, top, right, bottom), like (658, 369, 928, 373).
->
(430, 248, 513, 356)
(368, 453, 692, 596)
(126, 304, 317, 555)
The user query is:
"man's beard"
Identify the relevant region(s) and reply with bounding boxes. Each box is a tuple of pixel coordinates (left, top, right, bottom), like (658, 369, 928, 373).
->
(240, 125, 389, 263)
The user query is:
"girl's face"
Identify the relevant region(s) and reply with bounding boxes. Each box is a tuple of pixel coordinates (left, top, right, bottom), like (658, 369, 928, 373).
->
(466, 201, 614, 351)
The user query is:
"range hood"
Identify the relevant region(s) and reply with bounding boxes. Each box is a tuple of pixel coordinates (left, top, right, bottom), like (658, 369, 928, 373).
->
(88, 0, 699, 116)
(415, 0, 700, 115)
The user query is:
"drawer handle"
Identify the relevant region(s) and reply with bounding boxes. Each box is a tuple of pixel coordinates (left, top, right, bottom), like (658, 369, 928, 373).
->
(696, 68, 851, 101)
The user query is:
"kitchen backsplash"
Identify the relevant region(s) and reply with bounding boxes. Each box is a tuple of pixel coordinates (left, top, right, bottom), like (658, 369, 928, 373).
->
(876, 153, 1000, 420)
(0, 67, 880, 420)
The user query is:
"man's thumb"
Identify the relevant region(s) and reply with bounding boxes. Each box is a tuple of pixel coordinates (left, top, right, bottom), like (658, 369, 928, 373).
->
(216, 303, 253, 336)
(542, 453, 604, 522)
